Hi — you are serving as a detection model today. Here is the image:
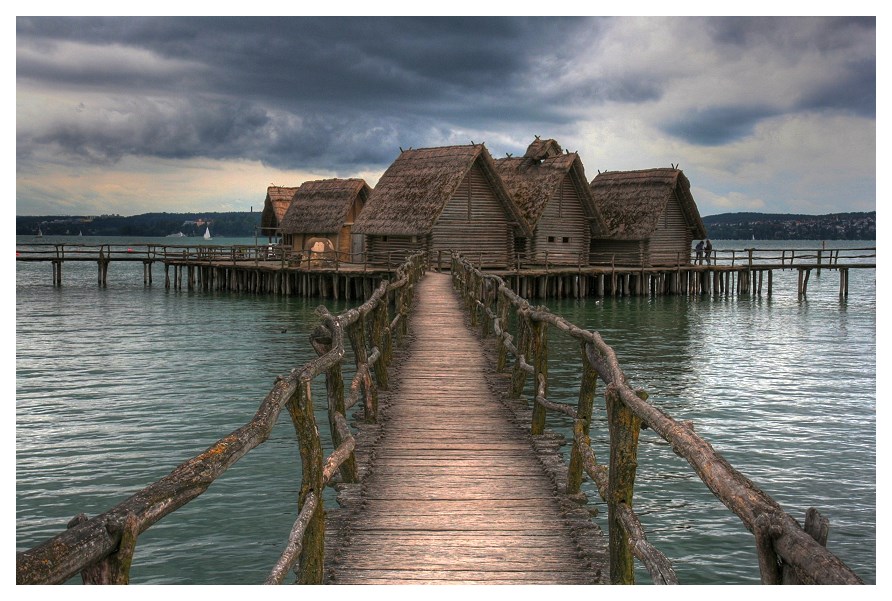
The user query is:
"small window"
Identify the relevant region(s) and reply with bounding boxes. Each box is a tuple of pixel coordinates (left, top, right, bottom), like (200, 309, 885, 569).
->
(548, 236, 555, 243)
(562, 237, 570, 244)
(382, 236, 388, 242)
(411, 235, 417, 243)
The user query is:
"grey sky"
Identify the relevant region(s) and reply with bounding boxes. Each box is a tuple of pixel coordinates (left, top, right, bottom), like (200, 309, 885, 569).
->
(16, 16, 876, 216)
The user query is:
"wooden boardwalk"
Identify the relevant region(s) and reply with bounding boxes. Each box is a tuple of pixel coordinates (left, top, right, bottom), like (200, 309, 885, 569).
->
(325, 272, 604, 584)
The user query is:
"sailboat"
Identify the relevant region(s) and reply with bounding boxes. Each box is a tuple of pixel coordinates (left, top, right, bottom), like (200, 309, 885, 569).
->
(203, 227, 212, 240)
(35, 227, 43, 238)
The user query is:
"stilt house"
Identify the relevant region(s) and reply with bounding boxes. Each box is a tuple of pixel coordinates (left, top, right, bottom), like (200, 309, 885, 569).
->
(495, 138, 605, 266)
(352, 144, 531, 267)
(260, 186, 298, 241)
(588, 168, 707, 266)
(279, 178, 371, 260)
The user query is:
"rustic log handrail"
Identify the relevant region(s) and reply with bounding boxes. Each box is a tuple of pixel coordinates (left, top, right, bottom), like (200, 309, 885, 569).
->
(451, 252, 863, 585)
(16, 251, 427, 586)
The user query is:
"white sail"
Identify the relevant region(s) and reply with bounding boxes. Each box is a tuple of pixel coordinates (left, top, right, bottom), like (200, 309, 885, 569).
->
(204, 227, 211, 240)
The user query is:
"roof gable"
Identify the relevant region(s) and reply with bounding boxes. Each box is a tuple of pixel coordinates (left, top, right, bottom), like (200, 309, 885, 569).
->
(590, 168, 706, 240)
(261, 186, 298, 230)
(280, 178, 370, 234)
(495, 151, 605, 233)
(353, 144, 531, 236)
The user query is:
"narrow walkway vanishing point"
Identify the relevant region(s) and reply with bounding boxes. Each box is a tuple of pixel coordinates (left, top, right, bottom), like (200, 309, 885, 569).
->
(325, 272, 605, 584)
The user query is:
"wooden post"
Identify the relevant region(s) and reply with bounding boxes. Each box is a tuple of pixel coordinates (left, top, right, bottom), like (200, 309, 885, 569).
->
(371, 300, 389, 390)
(768, 270, 773, 297)
(67, 512, 139, 584)
(310, 322, 357, 484)
(567, 341, 597, 495)
(781, 507, 831, 584)
(286, 378, 324, 584)
(606, 384, 643, 585)
(754, 514, 782, 584)
(347, 316, 378, 422)
(529, 317, 548, 436)
(509, 310, 532, 400)
(496, 289, 510, 372)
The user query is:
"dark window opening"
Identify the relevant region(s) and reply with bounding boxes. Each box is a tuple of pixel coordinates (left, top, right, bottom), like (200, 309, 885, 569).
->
(548, 236, 555, 243)
(563, 237, 570, 244)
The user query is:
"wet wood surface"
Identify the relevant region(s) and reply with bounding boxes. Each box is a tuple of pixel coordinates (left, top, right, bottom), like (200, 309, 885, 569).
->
(326, 272, 600, 584)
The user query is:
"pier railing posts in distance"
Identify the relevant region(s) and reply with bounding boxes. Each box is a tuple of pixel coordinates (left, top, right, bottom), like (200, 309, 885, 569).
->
(605, 384, 644, 584)
(567, 341, 598, 496)
(286, 378, 325, 584)
(371, 300, 390, 390)
(496, 289, 510, 372)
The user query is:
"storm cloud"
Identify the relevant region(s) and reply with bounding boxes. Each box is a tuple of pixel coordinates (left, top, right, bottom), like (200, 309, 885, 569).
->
(15, 16, 876, 216)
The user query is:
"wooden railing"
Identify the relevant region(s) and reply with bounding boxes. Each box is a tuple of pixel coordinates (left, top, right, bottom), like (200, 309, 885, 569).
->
(15, 251, 427, 585)
(451, 252, 863, 585)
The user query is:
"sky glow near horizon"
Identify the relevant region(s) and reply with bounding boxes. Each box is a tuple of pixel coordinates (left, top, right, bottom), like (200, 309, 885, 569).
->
(15, 15, 877, 217)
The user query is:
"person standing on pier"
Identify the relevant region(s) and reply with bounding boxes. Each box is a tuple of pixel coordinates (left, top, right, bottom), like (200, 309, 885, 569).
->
(695, 240, 704, 265)
(705, 239, 713, 265)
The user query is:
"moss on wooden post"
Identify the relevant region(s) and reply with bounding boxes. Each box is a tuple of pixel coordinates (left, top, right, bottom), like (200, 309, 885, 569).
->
(495, 289, 510, 372)
(371, 301, 389, 390)
(529, 316, 548, 436)
(310, 324, 357, 484)
(509, 311, 532, 400)
(347, 316, 378, 422)
(568, 341, 597, 495)
(286, 379, 325, 584)
(606, 383, 642, 584)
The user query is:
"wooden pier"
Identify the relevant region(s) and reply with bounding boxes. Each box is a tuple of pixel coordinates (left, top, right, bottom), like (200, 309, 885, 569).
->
(16, 251, 867, 586)
(324, 272, 604, 584)
(17, 243, 875, 300)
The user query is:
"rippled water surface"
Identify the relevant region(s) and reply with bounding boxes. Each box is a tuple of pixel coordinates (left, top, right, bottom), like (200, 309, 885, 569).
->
(16, 237, 875, 584)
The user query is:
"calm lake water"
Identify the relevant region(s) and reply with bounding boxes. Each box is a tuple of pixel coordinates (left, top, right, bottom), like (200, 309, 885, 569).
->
(16, 237, 876, 584)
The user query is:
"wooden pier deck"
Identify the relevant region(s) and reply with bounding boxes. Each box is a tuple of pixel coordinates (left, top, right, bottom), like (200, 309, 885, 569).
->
(324, 272, 605, 584)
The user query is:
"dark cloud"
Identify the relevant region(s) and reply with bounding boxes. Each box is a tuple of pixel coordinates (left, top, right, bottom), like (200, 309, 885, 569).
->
(17, 17, 591, 171)
(662, 106, 779, 146)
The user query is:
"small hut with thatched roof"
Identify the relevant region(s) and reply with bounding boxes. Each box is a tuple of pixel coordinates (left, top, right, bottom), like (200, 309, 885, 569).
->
(260, 186, 298, 241)
(352, 144, 531, 267)
(495, 137, 605, 266)
(589, 168, 707, 266)
(279, 178, 371, 259)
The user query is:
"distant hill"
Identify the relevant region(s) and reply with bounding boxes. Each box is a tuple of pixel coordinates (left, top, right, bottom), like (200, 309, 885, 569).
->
(17, 212, 261, 237)
(701, 211, 875, 240)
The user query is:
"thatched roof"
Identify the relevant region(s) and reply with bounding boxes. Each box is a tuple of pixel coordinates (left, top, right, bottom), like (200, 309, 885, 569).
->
(352, 144, 531, 236)
(523, 137, 563, 161)
(589, 169, 707, 240)
(279, 178, 370, 234)
(495, 147, 606, 233)
(261, 186, 298, 231)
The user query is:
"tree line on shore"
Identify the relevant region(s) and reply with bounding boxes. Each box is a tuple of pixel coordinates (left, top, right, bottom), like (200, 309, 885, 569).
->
(17, 210, 875, 241)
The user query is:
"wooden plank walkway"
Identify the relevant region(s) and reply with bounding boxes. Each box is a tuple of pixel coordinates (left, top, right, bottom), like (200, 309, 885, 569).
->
(325, 272, 604, 584)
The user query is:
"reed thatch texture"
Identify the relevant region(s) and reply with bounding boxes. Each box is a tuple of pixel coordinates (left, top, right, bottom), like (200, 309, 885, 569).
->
(523, 137, 564, 161)
(352, 144, 531, 236)
(279, 178, 370, 234)
(589, 169, 707, 240)
(261, 186, 298, 234)
(495, 150, 605, 233)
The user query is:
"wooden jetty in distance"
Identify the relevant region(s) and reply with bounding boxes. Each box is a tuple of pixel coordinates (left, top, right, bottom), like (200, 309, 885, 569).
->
(17, 242, 876, 301)
(17, 251, 865, 585)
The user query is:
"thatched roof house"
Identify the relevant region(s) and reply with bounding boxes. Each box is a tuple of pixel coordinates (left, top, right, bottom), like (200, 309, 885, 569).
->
(260, 186, 298, 239)
(589, 168, 707, 266)
(495, 138, 605, 265)
(279, 178, 371, 258)
(353, 144, 531, 267)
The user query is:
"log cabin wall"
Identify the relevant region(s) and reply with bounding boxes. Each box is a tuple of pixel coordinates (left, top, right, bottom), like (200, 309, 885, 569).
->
(529, 173, 590, 265)
(648, 190, 692, 266)
(590, 240, 645, 266)
(366, 234, 430, 264)
(430, 163, 512, 267)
